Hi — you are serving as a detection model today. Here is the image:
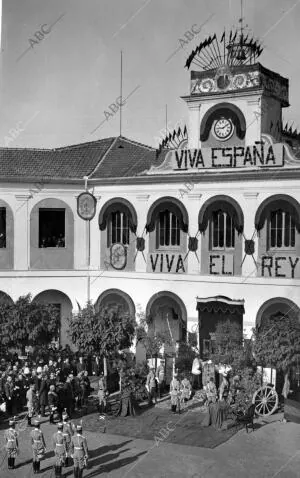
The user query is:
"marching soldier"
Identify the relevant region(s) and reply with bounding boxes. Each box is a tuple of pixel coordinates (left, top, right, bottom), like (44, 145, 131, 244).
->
(52, 422, 67, 478)
(62, 412, 74, 467)
(4, 419, 19, 470)
(30, 419, 46, 474)
(70, 424, 88, 478)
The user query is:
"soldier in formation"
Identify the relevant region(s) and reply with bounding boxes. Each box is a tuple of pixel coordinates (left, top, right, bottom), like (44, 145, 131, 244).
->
(62, 412, 74, 467)
(30, 419, 46, 474)
(70, 424, 89, 478)
(52, 422, 67, 478)
(4, 419, 19, 470)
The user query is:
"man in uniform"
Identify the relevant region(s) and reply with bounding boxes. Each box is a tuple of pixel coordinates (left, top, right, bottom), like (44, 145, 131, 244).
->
(62, 412, 74, 467)
(4, 419, 19, 470)
(52, 422, 67, 477)
(146, 367, 158, 406)
(30, 419, 46, 474)
(70, 424, 88, 478)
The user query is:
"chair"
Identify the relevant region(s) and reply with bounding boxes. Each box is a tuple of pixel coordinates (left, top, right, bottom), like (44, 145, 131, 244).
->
(235, 403, 256, 432)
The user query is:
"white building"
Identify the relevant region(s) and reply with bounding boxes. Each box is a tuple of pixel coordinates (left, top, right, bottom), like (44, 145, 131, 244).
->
(0, 29, 299, 385)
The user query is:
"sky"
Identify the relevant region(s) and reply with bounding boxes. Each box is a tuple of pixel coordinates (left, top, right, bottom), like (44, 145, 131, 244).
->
(1, 0, 300, 149)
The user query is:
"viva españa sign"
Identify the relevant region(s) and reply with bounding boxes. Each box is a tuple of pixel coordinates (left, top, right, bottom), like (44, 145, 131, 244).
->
(170, 141, 282, 170)
(144, 136, 300, 175)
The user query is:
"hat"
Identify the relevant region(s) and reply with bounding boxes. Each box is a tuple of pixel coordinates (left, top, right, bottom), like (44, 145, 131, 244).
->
(62, 413, 68, 420)
(57, 423, 63, 429)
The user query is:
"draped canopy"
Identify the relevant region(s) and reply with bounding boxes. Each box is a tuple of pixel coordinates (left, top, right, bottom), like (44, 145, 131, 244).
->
(255, 194, 300, 232)
(98, 198, 138, 233)
(198, 195, 244, 234)
(145, 197, 189, 233)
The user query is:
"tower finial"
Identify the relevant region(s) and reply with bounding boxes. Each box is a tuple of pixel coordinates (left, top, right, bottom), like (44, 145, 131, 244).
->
(239, 0, 244, 34)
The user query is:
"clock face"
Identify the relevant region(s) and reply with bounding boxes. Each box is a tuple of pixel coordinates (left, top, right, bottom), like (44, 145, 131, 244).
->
(213, 118, 234, 141)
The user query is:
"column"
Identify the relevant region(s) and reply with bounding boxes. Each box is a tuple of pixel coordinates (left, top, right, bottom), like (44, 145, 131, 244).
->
(187, 103, 201, 149)
(242, 192, 259, 278)
(187, 193, 202, 275)
(135, 194, 150, 273)
(15, 194, 31, 270)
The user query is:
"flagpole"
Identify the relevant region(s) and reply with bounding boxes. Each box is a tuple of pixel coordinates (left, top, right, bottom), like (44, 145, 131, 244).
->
(165, 104, 168, 138)
(120, 50, 123, 137)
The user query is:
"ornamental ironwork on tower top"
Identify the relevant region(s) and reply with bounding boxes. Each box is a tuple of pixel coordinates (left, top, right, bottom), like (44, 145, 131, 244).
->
(185, 29, 263, 72)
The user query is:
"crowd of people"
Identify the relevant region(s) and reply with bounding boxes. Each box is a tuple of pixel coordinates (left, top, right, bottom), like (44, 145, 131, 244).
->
(144, 356, 244, 415)
(0, 353, 98, 424)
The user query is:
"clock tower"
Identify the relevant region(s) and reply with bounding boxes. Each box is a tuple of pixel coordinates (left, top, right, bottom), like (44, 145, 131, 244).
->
(182, 30, 289, 150)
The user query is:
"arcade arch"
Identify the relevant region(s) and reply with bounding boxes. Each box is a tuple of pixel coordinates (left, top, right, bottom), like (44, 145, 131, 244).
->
(33, 289, 73, 347)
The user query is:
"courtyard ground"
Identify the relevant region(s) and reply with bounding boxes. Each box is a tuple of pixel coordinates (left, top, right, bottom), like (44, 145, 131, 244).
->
(0, 409, 299, 477)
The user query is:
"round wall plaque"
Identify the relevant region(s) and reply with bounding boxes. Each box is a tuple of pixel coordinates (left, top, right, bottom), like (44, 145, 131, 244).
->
(110, 243, 127, 270)
(77, 192, 97, 221)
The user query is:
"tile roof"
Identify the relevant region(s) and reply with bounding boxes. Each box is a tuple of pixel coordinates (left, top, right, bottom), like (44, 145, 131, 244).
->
(0, 136, 159, 182)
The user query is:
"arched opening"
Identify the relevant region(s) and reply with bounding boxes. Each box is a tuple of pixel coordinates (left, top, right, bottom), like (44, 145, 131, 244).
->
(198, 195, 244, 276)
(0, 199, 14, 270)
(33, 289, 73, 348)
(95, 289, 135, 318)
(30, 198, 74, 270)
(146, 292, 187, 384)
(256, 298, 300, 398)
(98, 198, 137, 272)
(200, 102, 246, 148)
(0, 291, 13, 305)
(95, 289, 136, 392)
(255, 195, 300, 278)
(146, 197, 189, 273)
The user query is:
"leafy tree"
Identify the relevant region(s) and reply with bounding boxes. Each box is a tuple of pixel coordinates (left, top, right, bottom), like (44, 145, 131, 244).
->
(0, 294, 60, 354)
(135, 307, 173, 362)
(210, 320, 255, 373)
(253, 313, 300, 374)
(175, 342, 196, 377)
(68, 302, 136, 359)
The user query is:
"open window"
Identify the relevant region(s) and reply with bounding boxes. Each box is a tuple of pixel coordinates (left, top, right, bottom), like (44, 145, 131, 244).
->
(39, 208, 65, 248)
(0, 208, 6, 248)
